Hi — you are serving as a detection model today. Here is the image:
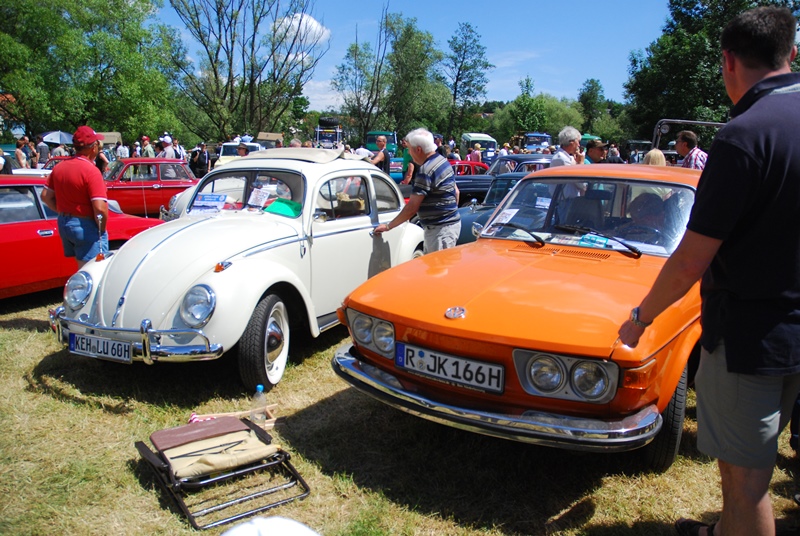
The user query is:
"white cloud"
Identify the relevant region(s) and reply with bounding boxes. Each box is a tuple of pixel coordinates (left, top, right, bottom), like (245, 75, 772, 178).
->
(491, 50, 543, 70)
(274, 13, 331, 45)
(303, 79, 342, 111)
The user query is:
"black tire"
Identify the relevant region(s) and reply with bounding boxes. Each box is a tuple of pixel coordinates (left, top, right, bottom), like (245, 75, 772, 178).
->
(641, 365, 687, 472)
(238, 294, 290, 392)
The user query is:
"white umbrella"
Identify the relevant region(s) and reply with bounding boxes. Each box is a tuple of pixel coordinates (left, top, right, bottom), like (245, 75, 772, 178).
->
(40, 131, 73, 145)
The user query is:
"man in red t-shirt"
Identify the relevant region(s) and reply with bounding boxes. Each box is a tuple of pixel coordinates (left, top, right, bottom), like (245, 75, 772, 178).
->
(41, 126, 109, 267)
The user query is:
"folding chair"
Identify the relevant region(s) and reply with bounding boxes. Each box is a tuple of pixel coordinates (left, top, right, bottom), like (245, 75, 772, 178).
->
(136, 416, 310, 530)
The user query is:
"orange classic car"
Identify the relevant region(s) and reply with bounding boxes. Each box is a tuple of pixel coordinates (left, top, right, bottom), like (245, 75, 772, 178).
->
(332, 163, 702, 472)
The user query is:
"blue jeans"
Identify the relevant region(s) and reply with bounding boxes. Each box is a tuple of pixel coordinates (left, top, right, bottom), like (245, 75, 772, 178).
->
(58, 214, 108, 262)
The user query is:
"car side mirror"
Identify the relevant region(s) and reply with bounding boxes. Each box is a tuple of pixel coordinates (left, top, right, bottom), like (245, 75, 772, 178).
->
(472, 222, 484, 237)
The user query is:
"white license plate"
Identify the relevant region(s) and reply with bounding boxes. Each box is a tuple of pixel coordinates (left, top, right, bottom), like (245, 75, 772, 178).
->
(69, 333, 132, 364)
(395, 343, 504, 394)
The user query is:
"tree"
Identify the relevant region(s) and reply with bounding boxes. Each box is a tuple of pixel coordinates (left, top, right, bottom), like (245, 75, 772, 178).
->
(331, 6, 391, 144)
(539, 94, 584, 141)
(383, 14, 443, 138)
(624, 0, 800, 141)
(0, 0, 180, 141)
(170, 0, 329, 142)
(578, 79, 606, 134)
(509, 77, 546, 134)
(442, 22, 493, 139)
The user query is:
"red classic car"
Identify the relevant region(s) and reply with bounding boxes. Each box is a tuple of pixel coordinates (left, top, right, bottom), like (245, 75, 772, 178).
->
(0, 176, 163, 299)
(449, 160, 489, 176)
(103, 158, 197, 216)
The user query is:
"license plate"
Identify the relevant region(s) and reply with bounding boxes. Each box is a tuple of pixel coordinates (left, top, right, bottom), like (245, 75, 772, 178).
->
(69, 333, 132, 364)
(395, 343, 504, 394)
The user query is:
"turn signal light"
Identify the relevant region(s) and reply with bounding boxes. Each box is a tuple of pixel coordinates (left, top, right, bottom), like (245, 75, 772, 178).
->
(621, 359, 656, 390)
(214, 261, 232, 272)
(95, 252, 105, 262)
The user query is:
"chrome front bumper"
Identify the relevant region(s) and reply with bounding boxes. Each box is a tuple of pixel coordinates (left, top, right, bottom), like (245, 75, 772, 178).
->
(49, 306, 224, 364)
(332, 344, 662, 452)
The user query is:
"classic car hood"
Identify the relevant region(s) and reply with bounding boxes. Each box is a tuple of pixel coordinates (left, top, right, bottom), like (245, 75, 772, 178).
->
(346, 240, 675, 357)
(93, 214, 298, 327)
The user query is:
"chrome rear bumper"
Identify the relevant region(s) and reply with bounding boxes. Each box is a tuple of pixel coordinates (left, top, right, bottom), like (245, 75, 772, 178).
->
(332, 344, 661, 452)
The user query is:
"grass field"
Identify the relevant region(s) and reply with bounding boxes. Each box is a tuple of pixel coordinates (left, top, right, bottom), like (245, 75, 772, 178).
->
(2, 289, 800, 535)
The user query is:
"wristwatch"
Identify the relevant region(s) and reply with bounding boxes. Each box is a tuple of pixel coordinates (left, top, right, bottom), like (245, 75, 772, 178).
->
(629, 307, 652, 328)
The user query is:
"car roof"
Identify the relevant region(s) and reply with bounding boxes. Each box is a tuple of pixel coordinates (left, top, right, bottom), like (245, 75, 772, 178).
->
(117, 157, 190, 164)
(500, 153, 554, 162)
(216, 148, 377, 174)
(531, 163, 701, 187)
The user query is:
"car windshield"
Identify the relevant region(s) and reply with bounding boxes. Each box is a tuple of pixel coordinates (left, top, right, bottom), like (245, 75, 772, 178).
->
(220, 143, 260, 157)
(480, 176, 695, 256)
(188, 169, 304, 217)
(484, 178, 521, 205)
(104, 159, 124, 179)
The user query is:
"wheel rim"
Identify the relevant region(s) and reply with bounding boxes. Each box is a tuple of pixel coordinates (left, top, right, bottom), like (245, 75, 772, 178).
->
(264, 301, 289, 384)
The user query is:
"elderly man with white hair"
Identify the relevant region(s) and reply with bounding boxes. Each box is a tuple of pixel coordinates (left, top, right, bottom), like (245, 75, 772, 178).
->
(550, 126, 584, 167)
(374, 128, 460, 253)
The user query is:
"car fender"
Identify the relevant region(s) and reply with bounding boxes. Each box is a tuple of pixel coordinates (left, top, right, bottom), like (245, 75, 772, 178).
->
(395, 222, 424, 262)
(187, 256, 320, 349)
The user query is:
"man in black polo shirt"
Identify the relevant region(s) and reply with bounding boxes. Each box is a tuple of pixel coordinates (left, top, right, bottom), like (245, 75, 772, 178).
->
(618, 7, 800, 536)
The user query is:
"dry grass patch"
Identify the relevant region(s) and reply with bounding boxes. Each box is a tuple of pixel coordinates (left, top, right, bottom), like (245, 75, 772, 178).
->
(1, 289, 799, 535)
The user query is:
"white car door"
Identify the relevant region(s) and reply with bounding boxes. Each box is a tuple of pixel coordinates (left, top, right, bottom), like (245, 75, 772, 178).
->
(309, 173, 376, 320)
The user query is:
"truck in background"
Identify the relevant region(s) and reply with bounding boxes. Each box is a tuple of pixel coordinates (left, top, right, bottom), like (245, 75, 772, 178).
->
(315, 117, 343, 149)
(460, 133, 497, 165)
(366, 131, 398, 156)
(522, 132, 552, 152)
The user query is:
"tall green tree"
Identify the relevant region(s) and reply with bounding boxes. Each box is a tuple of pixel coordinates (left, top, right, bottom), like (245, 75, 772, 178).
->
(331, 6, 391, 144)
(624, 0, 800, 141)
(509, 77, 546, 134)
(578, 79, 606, 134)
(0, 0, 180, 140)
(539, 94, 584, 141)
(383, 15, 444, 138)
(442, 22, 493, 139)
(170, 0, 329, 142)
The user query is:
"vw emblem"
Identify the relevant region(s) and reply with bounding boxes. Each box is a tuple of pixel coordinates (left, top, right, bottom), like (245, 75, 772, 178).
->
(445, 307, 466, 319)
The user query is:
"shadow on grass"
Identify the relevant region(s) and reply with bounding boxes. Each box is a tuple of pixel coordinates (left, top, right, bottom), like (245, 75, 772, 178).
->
(279, 385, 704, 535)
(0, 288, 62, 332)
(26, 325, 349, 412)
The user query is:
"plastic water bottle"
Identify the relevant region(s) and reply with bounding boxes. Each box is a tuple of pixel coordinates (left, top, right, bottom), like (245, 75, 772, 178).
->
(250, 384, 267, 424)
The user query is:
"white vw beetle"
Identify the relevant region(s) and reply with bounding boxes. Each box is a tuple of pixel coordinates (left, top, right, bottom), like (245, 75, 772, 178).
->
(50, 148, 424, 391)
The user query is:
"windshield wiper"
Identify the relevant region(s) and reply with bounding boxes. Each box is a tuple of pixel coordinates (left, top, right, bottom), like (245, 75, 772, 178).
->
(554, 224, 642, 259)
(487, 221, 546, 246)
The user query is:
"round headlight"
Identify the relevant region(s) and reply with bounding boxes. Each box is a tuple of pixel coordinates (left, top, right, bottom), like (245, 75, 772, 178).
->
(571, 362, 610, 400)
(179, 285, 216, 328)
(352, 315, 373, 344)
(373, 321, 395, 354)
(529, 356, 564, 393)
(64, 272, 92, 310)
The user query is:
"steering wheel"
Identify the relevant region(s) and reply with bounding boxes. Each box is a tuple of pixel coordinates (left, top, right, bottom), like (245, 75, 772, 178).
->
(615, 224, 662, 245)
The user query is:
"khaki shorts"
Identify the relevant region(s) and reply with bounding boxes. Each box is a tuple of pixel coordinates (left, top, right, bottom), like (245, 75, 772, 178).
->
(695, 342, 800, 468)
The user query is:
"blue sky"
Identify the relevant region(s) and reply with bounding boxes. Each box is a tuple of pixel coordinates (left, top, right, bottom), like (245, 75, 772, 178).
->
(161, 1, 672, 111)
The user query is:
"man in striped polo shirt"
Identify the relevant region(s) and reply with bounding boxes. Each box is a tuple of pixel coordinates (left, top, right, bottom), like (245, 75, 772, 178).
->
(374, 128, 460, 253)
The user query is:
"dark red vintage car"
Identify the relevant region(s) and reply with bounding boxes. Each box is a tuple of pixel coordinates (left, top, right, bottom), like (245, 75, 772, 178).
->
(103, 158, 197, 216)
(0, 175, 163, 299)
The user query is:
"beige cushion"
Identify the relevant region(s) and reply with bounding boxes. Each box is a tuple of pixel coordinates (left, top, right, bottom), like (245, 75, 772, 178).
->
(163, 430, 280, 479)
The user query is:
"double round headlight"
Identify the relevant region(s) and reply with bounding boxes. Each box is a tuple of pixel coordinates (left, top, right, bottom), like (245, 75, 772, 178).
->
(348, 310, 395, 357)
(65, 272, 93, 310)
(526, 354, 613, 401)
(179, 285, 216, 328)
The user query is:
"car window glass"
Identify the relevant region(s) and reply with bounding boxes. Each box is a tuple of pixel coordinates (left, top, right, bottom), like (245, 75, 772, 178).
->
(190, 173, 249, 213)
(0, 186, 41, 223)
(132, 164, 156, 181)
(244, 173, 298, 215)
(33, 186, 56, 218)
(372, 175, 400, 213)
(160, 163, 183, 180)
(317, 176, 368, 219)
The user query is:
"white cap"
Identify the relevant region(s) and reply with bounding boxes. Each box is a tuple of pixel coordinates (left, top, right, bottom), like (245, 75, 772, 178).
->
(161, 135, 172, 144)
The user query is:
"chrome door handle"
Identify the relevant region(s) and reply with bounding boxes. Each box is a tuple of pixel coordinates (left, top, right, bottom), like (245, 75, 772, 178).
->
(37, 230, 54, 237)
